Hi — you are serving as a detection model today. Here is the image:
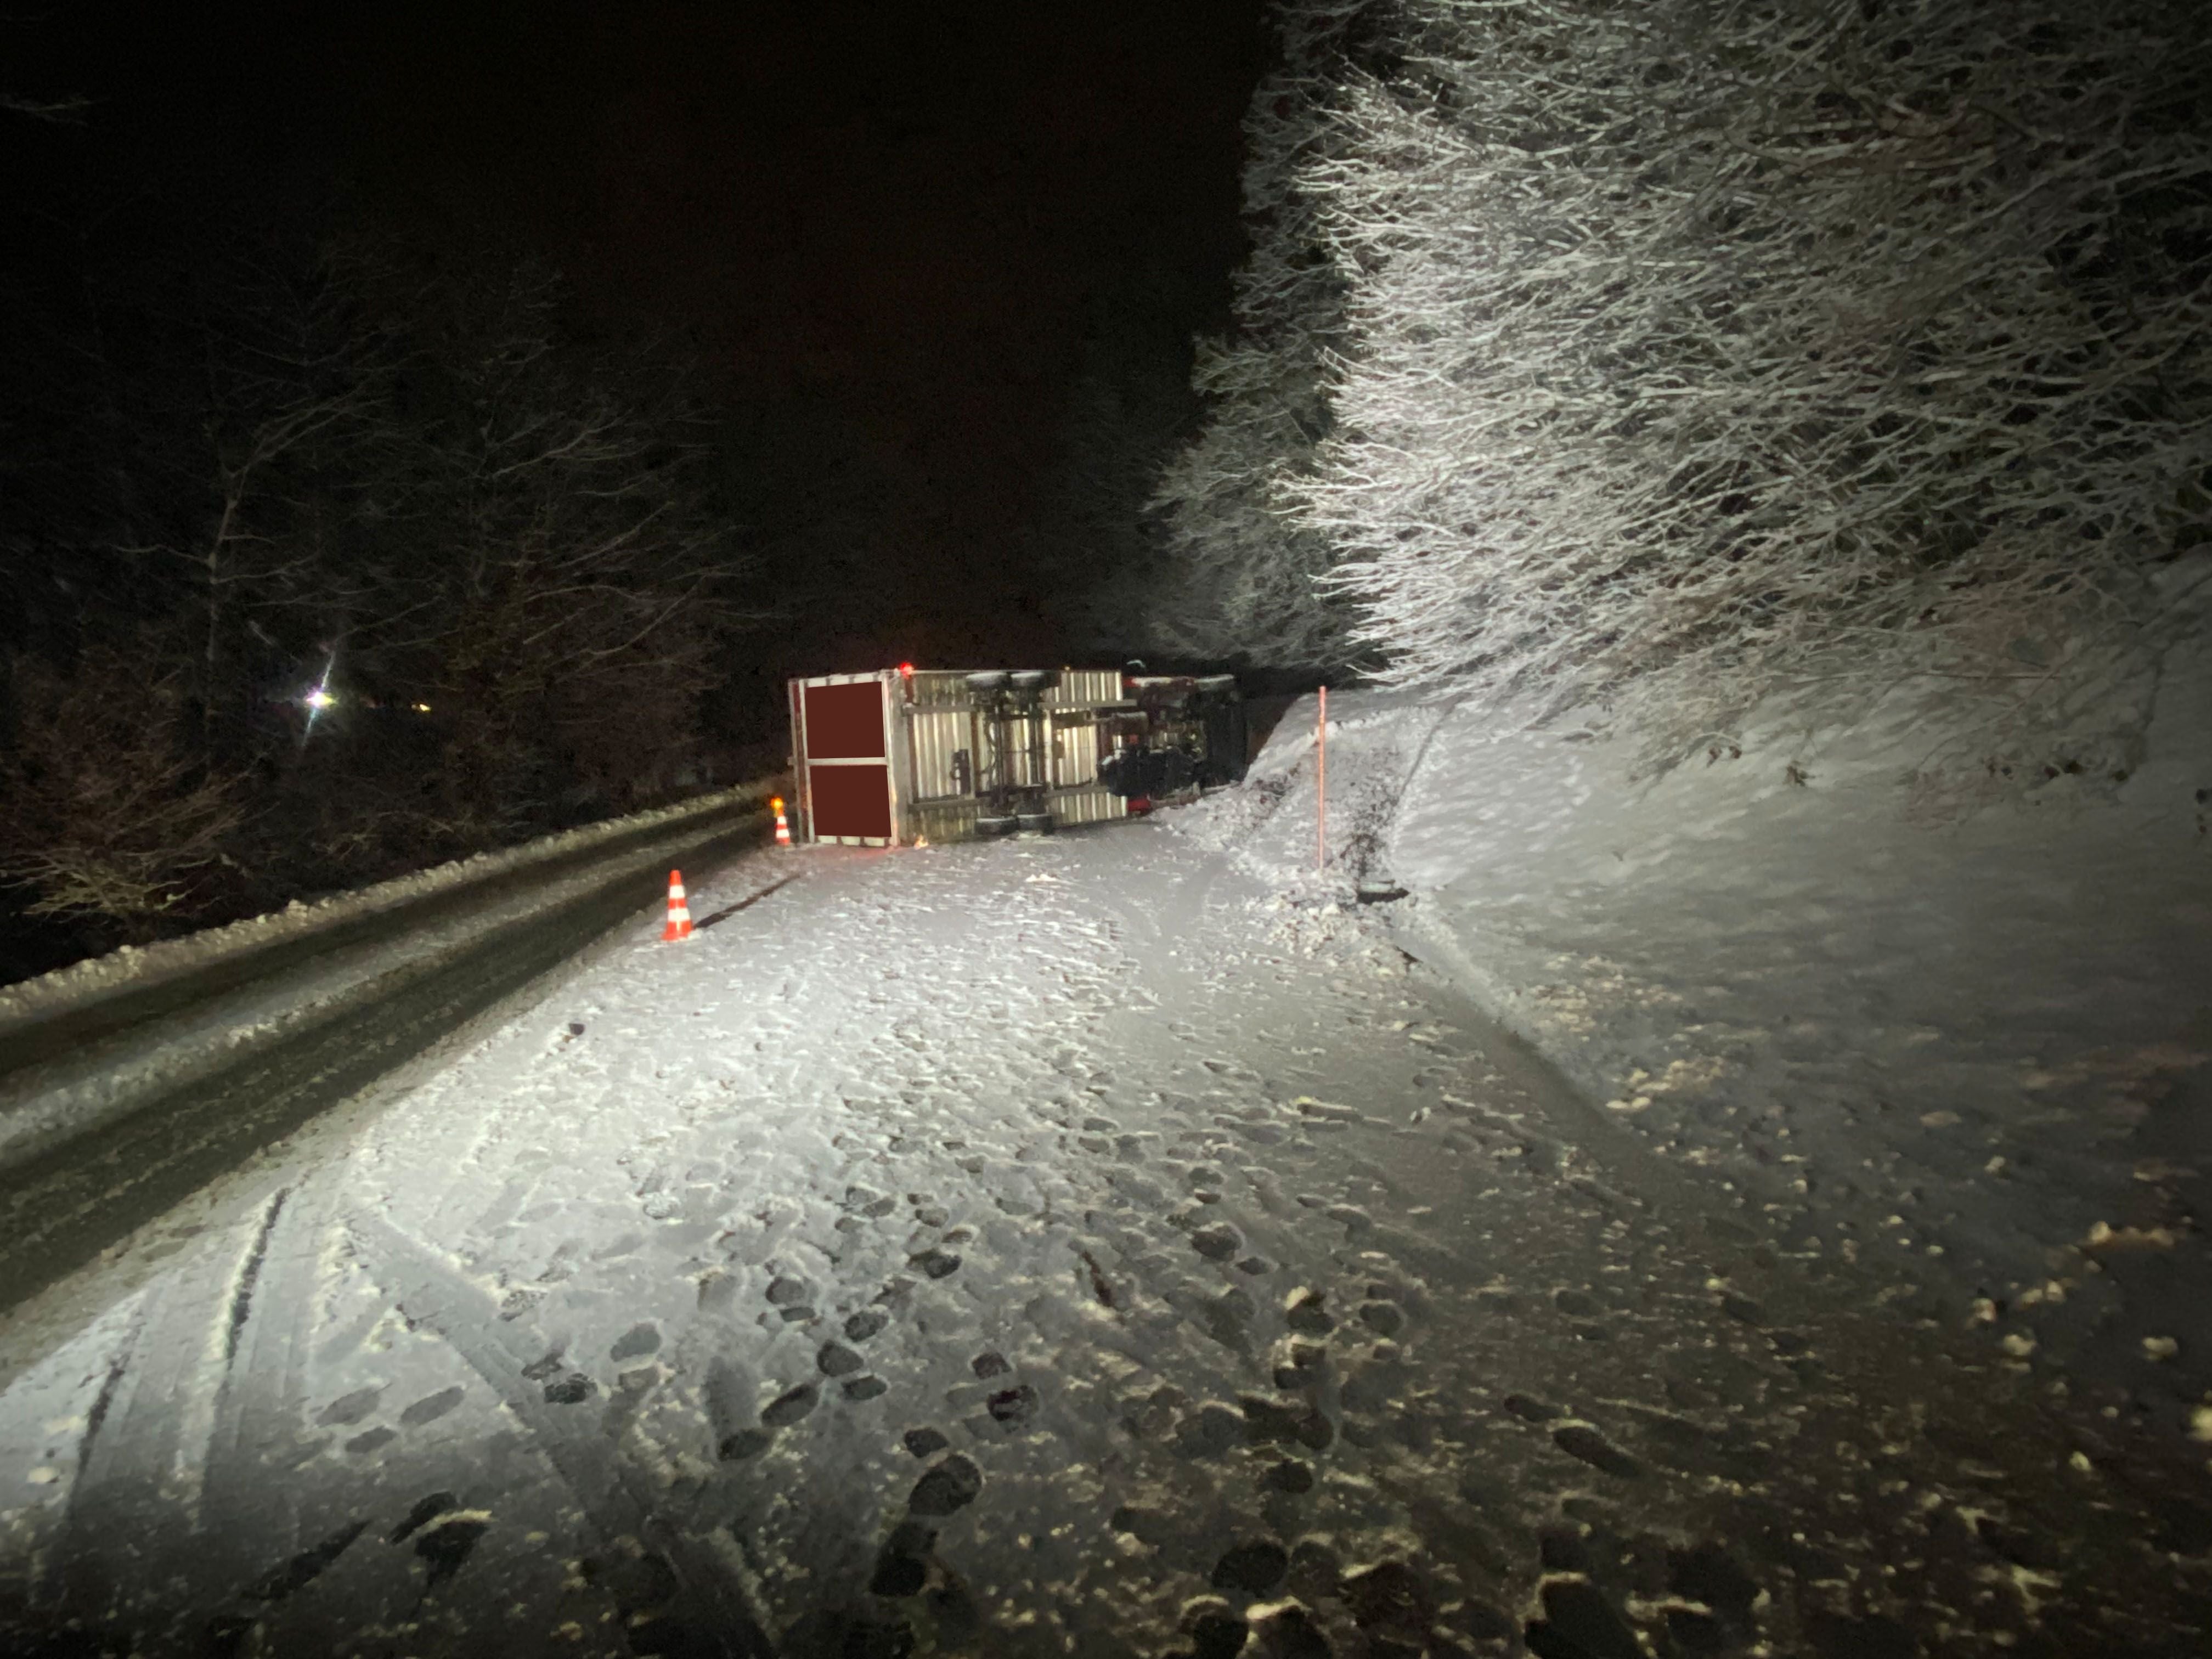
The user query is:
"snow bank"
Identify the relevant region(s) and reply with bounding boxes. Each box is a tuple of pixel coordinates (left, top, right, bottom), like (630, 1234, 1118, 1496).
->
(1182, 566, 2212, 1393)
(0, 813, 764, 1177)
(0, 780, 781, 1031)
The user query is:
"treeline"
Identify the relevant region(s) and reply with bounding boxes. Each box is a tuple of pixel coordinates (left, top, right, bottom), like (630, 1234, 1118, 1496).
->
(0, 229, 761, 978)
(1137, 0, 2212, 753)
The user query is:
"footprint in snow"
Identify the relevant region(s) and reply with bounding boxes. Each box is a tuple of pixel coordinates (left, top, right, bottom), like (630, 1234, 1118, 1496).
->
(317, 1387, 382, 1427)
(909, 1248, 962, 1279)
(844, 1308, 888, 1342)
(1265, 1458, 1315, 1494)
(1190, 1223, 1242, 1261)
(1551, 1423, 1644, 1479)
(906, 1454, 984, 1516)
(1357, 1300, 1405, 1336)
(238, 1533, 375, 1622)
(1271, 1337, 1329, 1391)
(1284, 1289, 1334, 1335)
(1525, 1578, 1643, 1659)
(718, 1428, 772, 1462)
(868, 1527, 933, 1598)
(953, 1379, 1034, 1439)
(399, 1387, 465, 1429)
(761, 1383, 819, 1427)
(1211, 1539, 1289, 1597)
(413, 1515, 489, 1590)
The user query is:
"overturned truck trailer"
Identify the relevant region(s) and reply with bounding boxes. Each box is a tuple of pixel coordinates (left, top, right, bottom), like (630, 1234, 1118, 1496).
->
(787, 667, 1245, 846)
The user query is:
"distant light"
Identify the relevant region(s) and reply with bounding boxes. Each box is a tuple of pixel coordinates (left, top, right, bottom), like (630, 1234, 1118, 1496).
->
(770, 796, 785, 812)
(411, 701, 433, 713)
(304, 688, 335, 710)
(898, 662, 915, 677)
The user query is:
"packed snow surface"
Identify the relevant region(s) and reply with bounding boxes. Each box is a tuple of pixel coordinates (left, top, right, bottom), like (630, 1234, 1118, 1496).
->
(2, 789, 2207, 1654)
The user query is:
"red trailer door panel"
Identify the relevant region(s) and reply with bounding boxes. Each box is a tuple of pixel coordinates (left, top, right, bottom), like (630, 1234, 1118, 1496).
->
(808, 761, 893, 839)
(800, 680, 893, 840)
(802, 681, 889, 758)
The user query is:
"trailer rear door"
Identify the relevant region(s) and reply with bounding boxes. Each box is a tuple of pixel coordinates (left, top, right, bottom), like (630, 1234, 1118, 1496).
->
(796, 677, 894, 843)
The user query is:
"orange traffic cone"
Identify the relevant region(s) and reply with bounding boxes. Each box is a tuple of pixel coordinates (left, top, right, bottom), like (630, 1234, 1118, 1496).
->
(663, 870, 693, 941)
(771, 795, 792, 847)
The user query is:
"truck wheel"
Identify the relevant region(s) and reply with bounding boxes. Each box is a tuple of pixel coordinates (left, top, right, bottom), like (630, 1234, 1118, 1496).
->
(975, 815, 1018, 837)
(1016, 812, 1054, 834)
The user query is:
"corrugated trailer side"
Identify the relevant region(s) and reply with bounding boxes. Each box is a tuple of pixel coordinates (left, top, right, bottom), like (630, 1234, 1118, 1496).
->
(790, 667, 1135, 846)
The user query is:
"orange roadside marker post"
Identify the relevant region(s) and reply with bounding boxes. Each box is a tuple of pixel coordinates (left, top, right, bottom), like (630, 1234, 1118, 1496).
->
(663, 870, 693, 941)
(772, 795, 792, 847)
(1316, 685, 1328, 872)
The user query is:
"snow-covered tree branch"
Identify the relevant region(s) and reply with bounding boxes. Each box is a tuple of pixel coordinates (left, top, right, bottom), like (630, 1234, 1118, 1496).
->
(1173, 0, 2212, 742)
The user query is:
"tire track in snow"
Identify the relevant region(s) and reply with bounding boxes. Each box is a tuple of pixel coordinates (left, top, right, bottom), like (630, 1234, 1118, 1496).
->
(346, 1208, 777, 1658)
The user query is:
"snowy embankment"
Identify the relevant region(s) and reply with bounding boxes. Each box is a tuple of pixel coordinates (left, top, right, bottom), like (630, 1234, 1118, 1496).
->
(1180, 569, 2212, 1405)
(0, 781, 778, 1175)
(0, 781, 777, 1029)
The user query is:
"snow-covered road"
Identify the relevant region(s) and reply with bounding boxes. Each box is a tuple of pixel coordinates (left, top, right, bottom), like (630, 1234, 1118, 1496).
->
(0, 804, 771, 1327)
(2, 820, 2206, 1657)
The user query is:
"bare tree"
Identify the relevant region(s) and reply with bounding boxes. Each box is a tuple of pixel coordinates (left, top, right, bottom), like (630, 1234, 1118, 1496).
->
(0, 643, 241, 932)
(349, 263, 752, 839)
(1, 223, 765, 968)
(1269, 0, 2212, 753)
(181, 258, 387, 738)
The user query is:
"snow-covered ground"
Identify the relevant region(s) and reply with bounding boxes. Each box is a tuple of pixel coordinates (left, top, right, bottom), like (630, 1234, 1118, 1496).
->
(3, 791, 2207, 1655)
(1190, 567, 2212, 1426)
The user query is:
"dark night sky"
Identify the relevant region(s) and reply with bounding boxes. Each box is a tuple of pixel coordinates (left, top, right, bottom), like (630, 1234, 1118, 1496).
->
(9, 0, 1267, 668)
